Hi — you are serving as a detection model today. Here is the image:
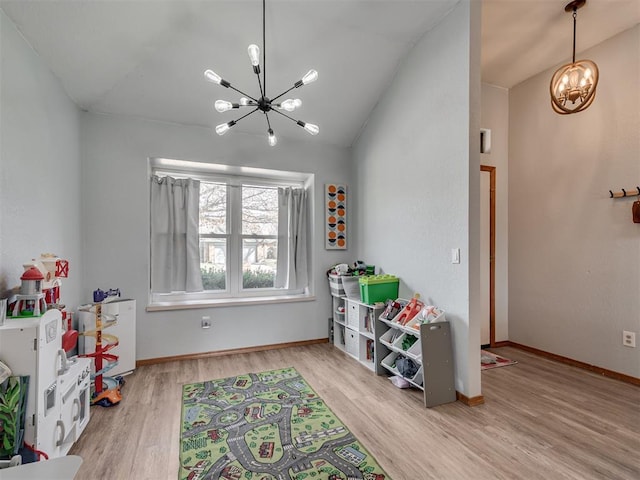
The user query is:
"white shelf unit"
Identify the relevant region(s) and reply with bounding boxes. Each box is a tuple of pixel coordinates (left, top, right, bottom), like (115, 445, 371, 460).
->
(339, 298, 384, 372)
(377, 306, 456, 407)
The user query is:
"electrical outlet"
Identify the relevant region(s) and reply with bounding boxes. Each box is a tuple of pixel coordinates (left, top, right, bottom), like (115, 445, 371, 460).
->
(622, 330, 636, 348)
(201, 316, 211, 329)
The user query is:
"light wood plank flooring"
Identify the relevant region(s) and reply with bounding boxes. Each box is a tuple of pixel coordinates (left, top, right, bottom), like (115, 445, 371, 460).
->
(69, 345, 640, 479)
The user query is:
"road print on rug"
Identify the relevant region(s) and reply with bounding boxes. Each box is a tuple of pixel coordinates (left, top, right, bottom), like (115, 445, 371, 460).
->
(180, 366, 389, 480)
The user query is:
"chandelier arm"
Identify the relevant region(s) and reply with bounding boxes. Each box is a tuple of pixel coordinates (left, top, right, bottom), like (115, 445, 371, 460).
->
(230, 107, 261, 124)
(270, 108, 300, 124)
(271, 85, 296, 103)
(228, 85, 259, 103)
(256, 71, 265, 100)
(265, 112, 273, 131)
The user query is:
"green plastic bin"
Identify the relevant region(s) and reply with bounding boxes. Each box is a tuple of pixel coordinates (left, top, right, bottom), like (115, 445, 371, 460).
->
(359, 275, 399, 305)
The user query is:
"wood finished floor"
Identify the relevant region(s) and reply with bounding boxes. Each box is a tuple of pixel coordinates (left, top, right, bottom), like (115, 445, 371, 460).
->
(69, 345, 640, 479)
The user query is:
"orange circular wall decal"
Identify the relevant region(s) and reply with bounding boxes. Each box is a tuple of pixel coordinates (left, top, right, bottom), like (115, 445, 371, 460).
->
(325, 184, 347, 250)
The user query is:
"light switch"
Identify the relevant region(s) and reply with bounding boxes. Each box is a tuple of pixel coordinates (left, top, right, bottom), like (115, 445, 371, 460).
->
(452, 248, 460, 264)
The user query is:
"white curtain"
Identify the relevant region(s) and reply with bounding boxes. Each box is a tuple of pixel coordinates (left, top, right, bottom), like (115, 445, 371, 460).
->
(150, 175, 203, 293)
(275, 187, 308, 290)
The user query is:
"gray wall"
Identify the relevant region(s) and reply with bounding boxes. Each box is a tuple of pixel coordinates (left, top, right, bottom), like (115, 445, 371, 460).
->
(80, 113, 352, 360)
(509, 26, 640, 378)
(480, 83, 509, 342)
(0, 10, 82, 308)
(352, 1, 482, 397)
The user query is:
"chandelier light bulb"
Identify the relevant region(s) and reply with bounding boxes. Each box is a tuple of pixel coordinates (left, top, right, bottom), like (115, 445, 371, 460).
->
(240, 97, 250, 106)
(279, 99, 301, 112)
(215, 121, 235, 136)
(268, 129, 277, 146)
(301, 69, 318, 85)
(247, 44, 260, 67)
(215, 100, 233, 112)
(303, 123, 319, 135)
(204, 70, 222, 85)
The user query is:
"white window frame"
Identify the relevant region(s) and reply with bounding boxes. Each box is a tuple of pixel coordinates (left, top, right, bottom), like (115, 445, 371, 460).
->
(148, 158, 315, 310)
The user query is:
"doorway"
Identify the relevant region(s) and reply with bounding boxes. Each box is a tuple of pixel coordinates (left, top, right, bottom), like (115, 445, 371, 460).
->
(480, 165, 495, 347)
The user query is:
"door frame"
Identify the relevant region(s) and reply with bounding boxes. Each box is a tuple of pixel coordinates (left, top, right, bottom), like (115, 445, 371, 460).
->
(480, 165, 496, 347)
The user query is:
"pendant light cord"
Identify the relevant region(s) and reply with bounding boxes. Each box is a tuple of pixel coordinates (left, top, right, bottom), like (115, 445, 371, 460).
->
(263, 0, 266, 96)
(572, 9, 577, 64)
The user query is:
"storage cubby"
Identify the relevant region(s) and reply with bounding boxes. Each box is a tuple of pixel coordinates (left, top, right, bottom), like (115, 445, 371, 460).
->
(334, 324, 346, 353)
(411, 366, 424, 387)
(345, 328, 359, 357)
(381, 351, 401, 376)
(331, 294, 346, 353)
(358, 335, 376, 370)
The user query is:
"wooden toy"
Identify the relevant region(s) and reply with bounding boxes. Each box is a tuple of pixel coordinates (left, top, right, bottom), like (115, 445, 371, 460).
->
(395, 294, 424, 326)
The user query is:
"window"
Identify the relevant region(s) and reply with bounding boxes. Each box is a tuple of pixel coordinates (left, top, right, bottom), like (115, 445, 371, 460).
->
(199, 181, 280, 292)
(149, 158, 313, 308)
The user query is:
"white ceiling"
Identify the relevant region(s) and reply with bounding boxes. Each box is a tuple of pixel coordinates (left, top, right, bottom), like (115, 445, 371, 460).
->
(1, 0, 638, 148)
(482, 0, 639, 88)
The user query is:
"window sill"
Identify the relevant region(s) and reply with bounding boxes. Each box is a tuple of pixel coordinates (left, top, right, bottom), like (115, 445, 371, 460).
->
(146, 293, 316, 312)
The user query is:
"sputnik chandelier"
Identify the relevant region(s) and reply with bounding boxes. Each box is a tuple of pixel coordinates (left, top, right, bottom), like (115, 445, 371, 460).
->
(549, 0, 599, 114)
(204, 0, 318, 146)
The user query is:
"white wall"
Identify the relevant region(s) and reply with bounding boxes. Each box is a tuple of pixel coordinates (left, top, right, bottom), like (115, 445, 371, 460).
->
(480, 83, 509, 342)
(80, 112, 352, 361)
(0, 10, 82, 308)
(352, 1, 482, 398)
(509, 26, 640, 378)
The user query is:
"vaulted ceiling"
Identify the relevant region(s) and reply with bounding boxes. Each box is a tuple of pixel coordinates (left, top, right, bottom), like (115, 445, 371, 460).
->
(1, 0, 638, 147)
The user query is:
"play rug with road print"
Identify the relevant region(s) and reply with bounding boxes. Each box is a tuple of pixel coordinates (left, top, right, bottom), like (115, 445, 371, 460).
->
(179, 366, 389, 480)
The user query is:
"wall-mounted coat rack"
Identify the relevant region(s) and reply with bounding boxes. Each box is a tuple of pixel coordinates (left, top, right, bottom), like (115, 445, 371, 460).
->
(609, 186, 640, 199)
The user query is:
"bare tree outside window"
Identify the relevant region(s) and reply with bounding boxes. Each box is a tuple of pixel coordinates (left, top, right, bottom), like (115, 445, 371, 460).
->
(198, 182, 279, 291)
(199, 182, 227, 290)
(242, 185, 278, 289)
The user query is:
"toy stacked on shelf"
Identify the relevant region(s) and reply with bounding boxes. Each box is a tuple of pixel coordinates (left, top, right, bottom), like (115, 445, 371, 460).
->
(7, 253, 70, 319)
(78, 303, 124, 407)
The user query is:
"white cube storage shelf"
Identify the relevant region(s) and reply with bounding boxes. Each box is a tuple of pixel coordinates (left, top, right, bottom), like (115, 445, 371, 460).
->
(329, 295, 384, 373)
